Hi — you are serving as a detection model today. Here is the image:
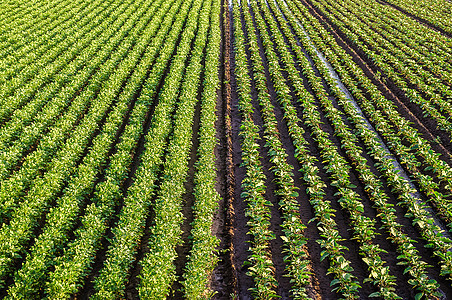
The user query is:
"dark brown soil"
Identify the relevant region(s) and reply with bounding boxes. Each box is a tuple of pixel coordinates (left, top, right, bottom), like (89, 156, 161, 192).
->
(251, 14, 327, 300)
(210, 0, 236, 297)
(168, 38, 206, 299)
(217, 3, 252, 300)
(229, 4, 262, 299)
(294, 0, 452, 296)
(229, 51, 254, 300)
(245, 3, 295, 298)
(342, 0, 452, 90)
(260, 4, 381, 297)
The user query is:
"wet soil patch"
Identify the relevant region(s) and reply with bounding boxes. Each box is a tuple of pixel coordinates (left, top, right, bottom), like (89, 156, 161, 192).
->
(210, 0, 236, 298)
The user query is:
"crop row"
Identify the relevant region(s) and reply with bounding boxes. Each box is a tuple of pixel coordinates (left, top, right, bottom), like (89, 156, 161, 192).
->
(89, 0, 218, 297)
(295, 0, 452, 217)
(342, 0, 452, 83)
(0, 0, 121, 122)
(136, 0, 214, 297)
(45, 0, 202, 296)
(0, 0, 76, 62)
(0, 0, 155, 224)
(232, 0, 382, 297)
(256, 0, 404, 297)
(236, 0, 361, 298)
(243, 1, 318, 298)
(0, 0, 98, 82)
(306, 0, 452, 139)
(181, 0, 222, 297)
(0, 0, 143, 199)
(231, 1, 279, 297)
(286, 0, 452, 289)
(2, 0, 186, 297)
(277, 1, 447, 296)
(0, 0, 167, 291)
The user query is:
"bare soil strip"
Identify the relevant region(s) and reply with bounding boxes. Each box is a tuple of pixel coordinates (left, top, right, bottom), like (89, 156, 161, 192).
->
(290, 0, 452, 295)
(234, 3, 286, 297)
(209, 0, 236, 298)
(247, 4, 297, 297)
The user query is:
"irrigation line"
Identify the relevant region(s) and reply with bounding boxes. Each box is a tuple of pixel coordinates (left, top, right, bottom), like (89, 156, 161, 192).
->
(275, 0, 452, 243)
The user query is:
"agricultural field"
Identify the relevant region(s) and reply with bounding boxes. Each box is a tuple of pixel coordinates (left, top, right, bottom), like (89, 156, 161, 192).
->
(0, 0, 451, 299)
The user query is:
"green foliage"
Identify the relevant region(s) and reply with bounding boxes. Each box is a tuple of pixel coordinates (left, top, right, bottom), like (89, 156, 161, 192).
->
(181, 0, 222, 297)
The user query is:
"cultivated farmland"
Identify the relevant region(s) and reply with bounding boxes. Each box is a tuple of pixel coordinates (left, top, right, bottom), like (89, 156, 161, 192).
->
(0, 0, 451, 299)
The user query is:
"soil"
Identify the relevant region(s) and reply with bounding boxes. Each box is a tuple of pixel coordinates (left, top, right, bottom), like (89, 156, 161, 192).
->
(210, 0, 237, 298)
(245, 3, 294, 298)
(313, 0, 452, 170)
(295, 0, 452, 296)
(220, 0, 452, 298)
(228, 4, 256, 298)
(264, 4, 383, 297)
